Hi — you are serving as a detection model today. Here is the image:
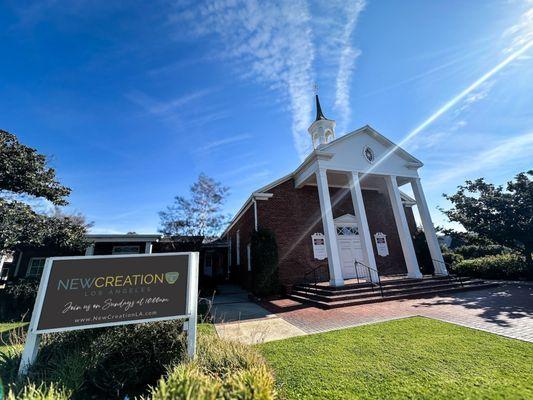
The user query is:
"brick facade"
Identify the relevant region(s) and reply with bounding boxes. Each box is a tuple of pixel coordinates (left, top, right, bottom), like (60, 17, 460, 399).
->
(224, 177, 418, 290)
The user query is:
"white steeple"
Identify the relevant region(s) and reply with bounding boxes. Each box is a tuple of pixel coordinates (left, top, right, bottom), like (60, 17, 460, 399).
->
(308, 94, 336, 149)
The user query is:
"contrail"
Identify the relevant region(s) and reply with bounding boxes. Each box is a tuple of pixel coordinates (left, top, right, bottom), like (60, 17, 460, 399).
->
(279, 40, 533, 269)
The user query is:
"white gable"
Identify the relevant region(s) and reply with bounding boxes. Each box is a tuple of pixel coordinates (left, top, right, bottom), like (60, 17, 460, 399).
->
(318, 126, 422, 178)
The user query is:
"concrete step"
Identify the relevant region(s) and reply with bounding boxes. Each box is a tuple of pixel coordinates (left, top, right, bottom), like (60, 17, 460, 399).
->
(288, 281, 498, 309)
(294, 276, 472, 296)
(291, 280, 482, 303)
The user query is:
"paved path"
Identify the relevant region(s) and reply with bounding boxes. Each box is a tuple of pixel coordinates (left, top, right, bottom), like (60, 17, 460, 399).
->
(262, 282, 533, 342)
(212, 284, 306, 344)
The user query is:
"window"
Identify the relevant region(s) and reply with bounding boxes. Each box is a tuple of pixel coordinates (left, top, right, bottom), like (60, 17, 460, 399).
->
(228, 238, 232, 266)
(27, 258, 46, 277)
(236, 230, 241, 265)
(247, 243, 252, 272)
(336, 226, 359, 236)
(112, 245, 140, 255)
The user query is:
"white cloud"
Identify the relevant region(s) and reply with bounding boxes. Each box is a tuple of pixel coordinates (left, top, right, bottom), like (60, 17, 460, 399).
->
(172, 0, 316, 159)
(198, 133, 252, 153)
(334, 1, 365, 132)
(503, 6, 533, 54)
(428, 132, 533, 186)
(125, 88, 214, 116)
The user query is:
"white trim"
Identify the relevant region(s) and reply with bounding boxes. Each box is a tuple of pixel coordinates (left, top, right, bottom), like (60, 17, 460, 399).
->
(14, 251, 23, 277)
(85, 234, 162, 243)
(321, 125, 424, 166)
(26, 257, 46, 278)
(236, 230, 241, 265)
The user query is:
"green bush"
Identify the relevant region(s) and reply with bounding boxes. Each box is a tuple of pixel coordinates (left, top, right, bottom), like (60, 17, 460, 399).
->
(251, 228, 280, 297)
(144, 333, 276, 400)
(2, 320, 186, 399)
(453, 254, 530, 280)
(442, 251, 464, 267)
(6, 383, 71, 400)
(0, 278, 40, 321)
(454, 244, 510, 259)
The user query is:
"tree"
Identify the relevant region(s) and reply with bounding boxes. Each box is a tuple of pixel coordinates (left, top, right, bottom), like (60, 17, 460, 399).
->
(0, 129, 88, 255)
(159, 173, 230, 238)
(1, 129, 70, 205)
(442, 171, 533, 266)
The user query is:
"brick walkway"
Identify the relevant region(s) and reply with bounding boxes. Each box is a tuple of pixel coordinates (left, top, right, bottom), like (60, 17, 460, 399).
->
(262, 282, 533, 342)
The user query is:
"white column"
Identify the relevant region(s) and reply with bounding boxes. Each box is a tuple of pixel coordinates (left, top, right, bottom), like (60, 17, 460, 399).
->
(384, 175, 422, 279)
(316, 169, 344, 286)
(85, 244, 95, 256)
(411, 178, 448, 275)
(348, 172, 379, 283)
(144, 241, 153, 254)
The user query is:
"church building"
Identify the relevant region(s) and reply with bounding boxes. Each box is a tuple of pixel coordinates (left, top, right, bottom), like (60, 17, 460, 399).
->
(222, 96, 449, 294)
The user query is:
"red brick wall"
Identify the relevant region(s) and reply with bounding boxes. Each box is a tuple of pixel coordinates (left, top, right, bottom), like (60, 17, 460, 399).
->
(225, 203, 255, 287)
(224, 178, 418, 289)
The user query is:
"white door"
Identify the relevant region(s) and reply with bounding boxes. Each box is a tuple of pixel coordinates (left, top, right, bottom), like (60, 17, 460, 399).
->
(335, 224, 365, 280)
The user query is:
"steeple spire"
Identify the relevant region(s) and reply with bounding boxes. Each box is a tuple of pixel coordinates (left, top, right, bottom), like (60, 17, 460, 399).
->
(308, 92, 336, 150)
(315, 94, 328, 121)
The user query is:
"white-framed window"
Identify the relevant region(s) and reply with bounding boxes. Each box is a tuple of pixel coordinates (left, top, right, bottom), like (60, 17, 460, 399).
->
(236, 230, 241, 265)
(112, 245, 140, 255)
(336, 226, 359, 236)
(247, 243, 252, 272)
(228, 237, 232, 266)
(27, 257, 46, 277)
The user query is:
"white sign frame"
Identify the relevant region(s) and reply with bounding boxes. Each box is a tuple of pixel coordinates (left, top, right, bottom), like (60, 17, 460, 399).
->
(19, 252, 199, 375)
(311, 233, 327, 260)
(374, 232, 389, 257)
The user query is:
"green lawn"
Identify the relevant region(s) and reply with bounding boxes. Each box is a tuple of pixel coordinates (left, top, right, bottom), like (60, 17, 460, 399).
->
(259, 317, 533, 400)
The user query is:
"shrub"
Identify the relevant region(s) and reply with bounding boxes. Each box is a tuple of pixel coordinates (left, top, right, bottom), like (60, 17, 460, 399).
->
(144, 333, 276, 400)
(453, 254, 530, 280)
(3, 320, 186, 399)
(442, 251, 464, 267)
(251, 229, 280, 297)
(83, 320, 185, 398)
(454, 244, 511, 259)
(6, 383, 71, 400)
(0, 278, 39, 321)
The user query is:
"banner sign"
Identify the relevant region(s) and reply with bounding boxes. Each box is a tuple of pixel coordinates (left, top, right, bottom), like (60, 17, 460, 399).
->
(311, 233, 327, 260)
(374, 232, 389, 257)
(19, 252, 198, 375)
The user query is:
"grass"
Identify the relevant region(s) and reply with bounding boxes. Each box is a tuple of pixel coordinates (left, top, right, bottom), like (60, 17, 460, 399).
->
(0, 322, 26, 354)
(259, 317, 533, 400)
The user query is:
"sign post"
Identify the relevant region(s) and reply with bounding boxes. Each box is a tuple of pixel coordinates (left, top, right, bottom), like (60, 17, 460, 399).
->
(19, 252, 199, 375)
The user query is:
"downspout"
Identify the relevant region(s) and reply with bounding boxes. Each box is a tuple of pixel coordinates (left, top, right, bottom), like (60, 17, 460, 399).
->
(253, 198, 258, 231)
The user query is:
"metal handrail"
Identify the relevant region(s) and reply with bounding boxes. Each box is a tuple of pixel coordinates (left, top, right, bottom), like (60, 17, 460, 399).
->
(354, 260, 384, 298)
(302, 264, 328, 294)
(431, 258, 463, 287)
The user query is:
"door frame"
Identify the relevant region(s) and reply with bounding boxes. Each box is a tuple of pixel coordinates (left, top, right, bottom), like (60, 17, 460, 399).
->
(334, 214, 366, 280)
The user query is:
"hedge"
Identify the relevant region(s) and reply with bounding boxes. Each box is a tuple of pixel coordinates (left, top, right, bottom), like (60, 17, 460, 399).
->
(1, 323, 276, 399)
(251, 229, 280, 297)
(452, 254, 530, 280)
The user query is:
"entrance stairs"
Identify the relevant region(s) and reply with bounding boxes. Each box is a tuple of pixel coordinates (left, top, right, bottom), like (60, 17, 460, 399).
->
(289, 276, 498, 309)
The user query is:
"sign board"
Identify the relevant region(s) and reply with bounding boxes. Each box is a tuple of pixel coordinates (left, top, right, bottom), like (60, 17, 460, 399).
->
(19, 252, 199, 375)
(374, 232, 389, 257)
(311, 233, 327, 260)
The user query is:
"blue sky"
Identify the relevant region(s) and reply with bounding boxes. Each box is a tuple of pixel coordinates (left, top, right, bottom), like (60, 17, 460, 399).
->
(1, 0, 532, 233)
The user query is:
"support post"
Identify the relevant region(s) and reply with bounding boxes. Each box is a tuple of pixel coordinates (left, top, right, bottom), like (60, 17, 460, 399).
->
(85, 244, 95, 256)
(316, 169, 344, 286)
(348, 172, 379, 283)
(144, 241, 153, 254)
(18, 332, 41, 375)
(410, 178, 448, 275)
(384, 175, 422, 279)
(186, 252, 199, 359)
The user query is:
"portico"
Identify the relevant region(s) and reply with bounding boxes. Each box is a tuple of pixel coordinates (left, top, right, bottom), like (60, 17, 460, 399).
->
(294, 96, 447, 287)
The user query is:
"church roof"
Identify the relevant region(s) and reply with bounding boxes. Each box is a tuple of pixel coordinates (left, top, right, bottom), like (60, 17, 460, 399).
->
(314, 95, 329, 121)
